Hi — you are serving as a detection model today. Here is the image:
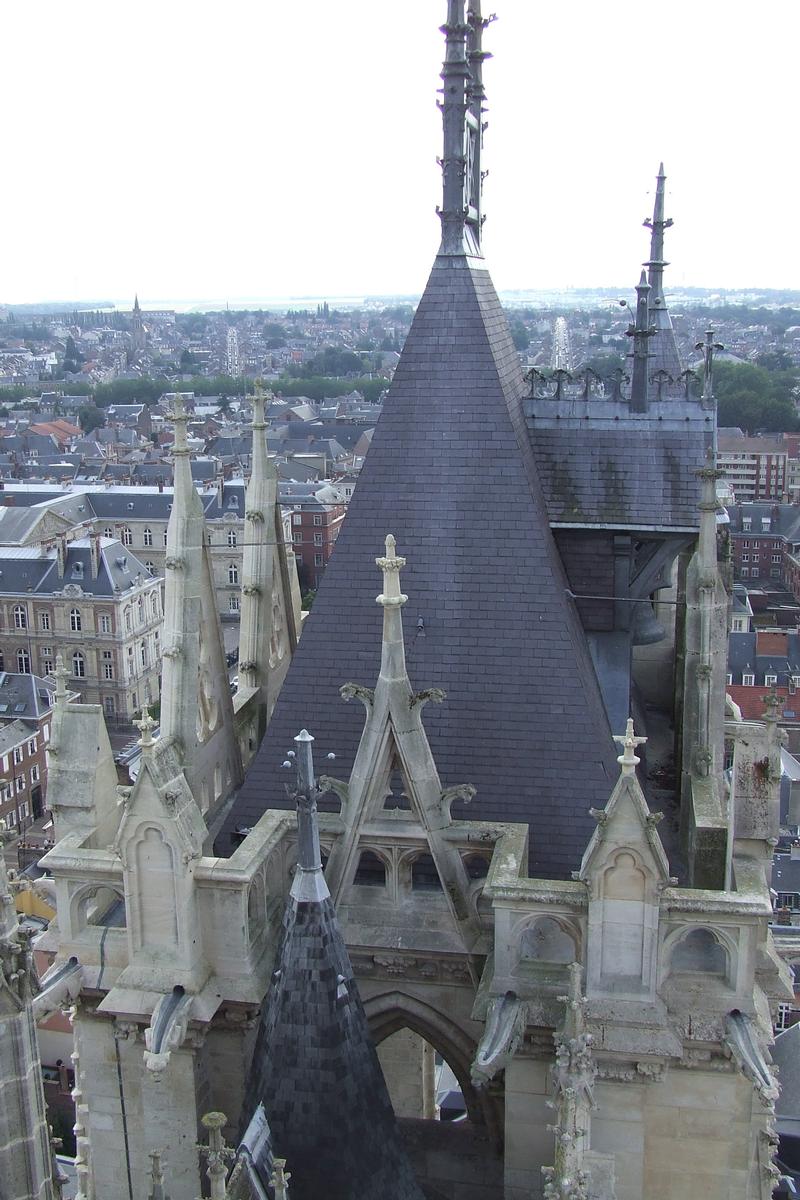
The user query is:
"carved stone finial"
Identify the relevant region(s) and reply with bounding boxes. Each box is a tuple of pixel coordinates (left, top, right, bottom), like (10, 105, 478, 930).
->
(148, 1149, 169, 1200)
(54, 654, 68, 702)
(198, 1112, 234, 1200)
(134, 707, 157, 749)
(614, 717, 647, 774)
(763, 690, 783, 724)
(270, 1159, 292, 1200)
(695, 327, 724, 404)
(376, 534, 408, 609)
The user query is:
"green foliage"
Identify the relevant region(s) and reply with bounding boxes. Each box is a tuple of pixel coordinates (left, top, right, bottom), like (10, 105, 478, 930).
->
(289, 346, 366, 378)
(715, 361, 800, 433)
(274, 375, 386, 404)
(301, 589, 316, 610)
(509, 319, 530, 351)
(78, 405, 106, 434)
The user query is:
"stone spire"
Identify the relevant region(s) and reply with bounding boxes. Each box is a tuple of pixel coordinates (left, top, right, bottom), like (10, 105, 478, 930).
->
(0, 838, 57, 1199)
(240, 728, 425, 1200)
(642, 164, 683, 380)
(627, 269, 655, 412)
(541, 964, 596, 1200)
(438, 0, 489, 257)
(237, 384, 300, 744)
(322, 537, 480, 949)
(643, 163, 672, 309)
(160, 394, 242, 815)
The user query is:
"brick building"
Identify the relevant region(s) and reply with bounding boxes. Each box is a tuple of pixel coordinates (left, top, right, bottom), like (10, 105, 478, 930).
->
(0, 718, 47, 833)
(286, 486, 346, 590)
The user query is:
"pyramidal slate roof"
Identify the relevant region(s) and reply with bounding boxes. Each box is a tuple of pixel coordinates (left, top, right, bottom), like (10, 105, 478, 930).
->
(240, 784, 424, 1200)
(224, 253, 618, 878)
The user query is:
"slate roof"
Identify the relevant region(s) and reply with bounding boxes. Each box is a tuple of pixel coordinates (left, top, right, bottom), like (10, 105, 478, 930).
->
(241, 799, 424, 1200)
(0, 673, 56, 725)
(0, 537, 154, 597)
(526, 415, 710, 529)
(225, 255, 618, 879)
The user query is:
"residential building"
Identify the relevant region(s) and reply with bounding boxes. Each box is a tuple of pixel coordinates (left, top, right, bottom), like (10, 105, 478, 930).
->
(0, 718, 47, 833)
(0, 535, 162, 721)
(718, 431, 788, 501)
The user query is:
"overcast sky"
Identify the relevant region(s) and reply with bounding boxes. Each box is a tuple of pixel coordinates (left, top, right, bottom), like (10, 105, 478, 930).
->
(2, 1, 797, 306)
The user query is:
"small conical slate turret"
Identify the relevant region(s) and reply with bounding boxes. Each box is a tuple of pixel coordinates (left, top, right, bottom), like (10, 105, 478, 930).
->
(627, 269, 656, 412)
(240, 730, 425, 1200)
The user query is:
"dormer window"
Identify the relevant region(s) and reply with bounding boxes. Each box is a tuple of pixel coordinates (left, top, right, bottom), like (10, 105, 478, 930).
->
(743, 518, 752, 531)
(72, 562, 84, 578)
(742, 673, 755, 686)
(765, 674, 778, 686)
(762, 518, 772, 532)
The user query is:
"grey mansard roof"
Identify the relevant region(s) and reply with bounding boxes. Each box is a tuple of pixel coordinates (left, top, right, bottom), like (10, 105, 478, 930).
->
(224, 254, 618, 879)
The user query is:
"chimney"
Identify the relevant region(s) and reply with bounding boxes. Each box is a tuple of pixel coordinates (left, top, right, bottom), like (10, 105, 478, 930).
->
(56, 535, 66, 578)
(90, 532, 101, 580)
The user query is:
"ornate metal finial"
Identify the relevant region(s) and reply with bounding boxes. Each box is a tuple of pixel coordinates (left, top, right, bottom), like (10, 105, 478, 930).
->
(376, 534, 408, 609)
(614, 718, 647, 775)
(643, 162, 673, 308)
(269, 1159, 292, 1200)
(437, 0, 491, 257)
(53, 654, 68, 702)
(134, 707, 157, 749)
(695, 328, 724, 405)
(626, 270, 657, 412)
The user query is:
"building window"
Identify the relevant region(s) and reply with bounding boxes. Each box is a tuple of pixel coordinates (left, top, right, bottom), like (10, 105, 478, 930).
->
(766, 674, 778, 686)
(292, 514, 302, 526)
(104, 697, 115, 717)
(313, 514, 323, 526)
(100, 614, 111, 633)
(137, 597, 144, 623)
(41, 653, 53, 675)
(163, 529, 169, 546)
(140, 641, 147, 667)
(72, 652, 85, 678)
(313, 534, 323, 546)
(752, 555, 760, 564)
(742, 540, 750, 548)
(39, 611, 50, 631)
(13, 746, 23, 765)
(741, 568, 749, 577)
(30, 764, 39, 784)
(726, 673, 733, 685)
(145, 561, 155, 575)
(228, 563, 239, 584)
(293, 532, 303, 544)
(143, 527, 153, 547)
(314, 553, 323, 567)
(227, 529, 237, 547)
(103, 527, 113, 539)
(742, 673, 755, 686)
(151, 593, 158, 617)
(773, 554, 782, 563)
(13, 605, 27, 630)
(776, 1003, 793, 1032)
(771, 568, 781, 578)
(16, 649, 30, 674)
(70, 607, 82, 632)
(125, 607, 132, 633)
(122, 528, 133, 547)
(229, 596, 240, 613)
(16, 775, 25, 794)
(102, 651, 114, 680)
(743, 518, 752, 531)
(741, 554, 749, 563)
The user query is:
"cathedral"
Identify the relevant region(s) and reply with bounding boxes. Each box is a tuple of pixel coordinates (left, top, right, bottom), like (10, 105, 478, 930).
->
(0, 4, 792, 1199)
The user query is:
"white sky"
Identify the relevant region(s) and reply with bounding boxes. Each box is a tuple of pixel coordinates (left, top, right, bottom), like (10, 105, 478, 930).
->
(2, 1, 798, 306)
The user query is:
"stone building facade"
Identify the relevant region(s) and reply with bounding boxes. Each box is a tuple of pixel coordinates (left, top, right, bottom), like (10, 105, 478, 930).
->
(0, 535, 162, 721)
(11, 6, 793, 1200)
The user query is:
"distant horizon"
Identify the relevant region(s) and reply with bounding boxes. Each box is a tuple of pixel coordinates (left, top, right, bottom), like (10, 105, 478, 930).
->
(4, 282, 800, 317)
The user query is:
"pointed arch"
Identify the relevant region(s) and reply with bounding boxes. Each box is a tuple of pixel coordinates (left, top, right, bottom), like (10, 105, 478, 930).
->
(363, 989, 484, 1125)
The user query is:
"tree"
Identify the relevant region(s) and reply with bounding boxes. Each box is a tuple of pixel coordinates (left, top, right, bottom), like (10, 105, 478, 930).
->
(509, 319, 530, 351)
(715, 361, 800, 433)
(78, 405, 106, 434)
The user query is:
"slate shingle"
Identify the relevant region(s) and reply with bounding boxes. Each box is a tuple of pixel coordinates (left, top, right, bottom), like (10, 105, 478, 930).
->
(222, 255, 618, 879)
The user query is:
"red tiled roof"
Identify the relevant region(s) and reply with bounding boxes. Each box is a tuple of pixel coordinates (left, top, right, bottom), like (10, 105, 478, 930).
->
(757, 631, 789, 655)
(727, 685, 798, 721)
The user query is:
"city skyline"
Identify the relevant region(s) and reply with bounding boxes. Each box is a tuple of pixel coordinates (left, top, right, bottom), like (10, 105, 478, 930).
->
(2, 0, 798, 305)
